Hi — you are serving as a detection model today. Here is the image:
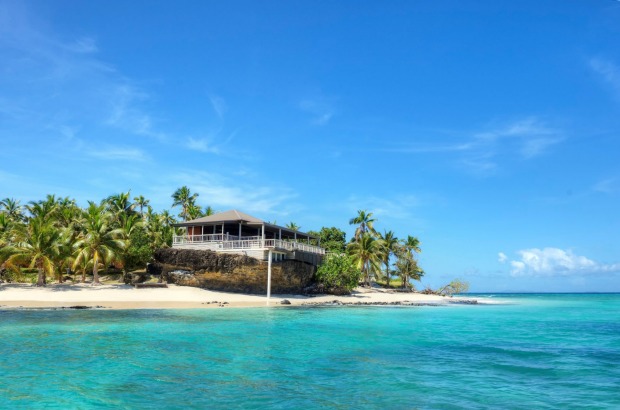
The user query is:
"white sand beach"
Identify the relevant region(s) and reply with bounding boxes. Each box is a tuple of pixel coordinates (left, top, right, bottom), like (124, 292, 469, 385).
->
(0, 283, 482, 309)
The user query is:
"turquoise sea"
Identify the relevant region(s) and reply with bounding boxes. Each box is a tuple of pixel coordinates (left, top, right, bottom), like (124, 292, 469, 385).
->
(1, 294, 619, 409)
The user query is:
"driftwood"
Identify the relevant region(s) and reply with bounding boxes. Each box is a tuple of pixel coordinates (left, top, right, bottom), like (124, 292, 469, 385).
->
(134, 283, 168, 289)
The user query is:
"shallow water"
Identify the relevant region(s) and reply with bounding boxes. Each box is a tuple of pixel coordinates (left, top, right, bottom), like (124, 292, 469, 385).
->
(1, 294, 619, 409)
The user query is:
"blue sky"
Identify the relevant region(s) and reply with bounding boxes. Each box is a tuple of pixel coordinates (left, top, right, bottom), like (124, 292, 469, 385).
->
(1, 0, 619, 291)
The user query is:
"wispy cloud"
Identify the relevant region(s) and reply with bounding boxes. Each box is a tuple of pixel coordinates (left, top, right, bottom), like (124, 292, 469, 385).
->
(186, 137, 221, 154)
(66, 37, 98, 54)
(105, 84, 166, 140)
(387, 117, 563, 174)
(160, 171, 299, 216)
(88, 147, 148, 162)
(184, 129, 238, 155)
(592, 178, 618, 194)
(0, 1, 166, 144)
(346, 194, 421, 220)
(209, 94, 227, 119)
(299, 98, 335, 126)
(500, 248, 620, 277)
(589, 57, 620, 100)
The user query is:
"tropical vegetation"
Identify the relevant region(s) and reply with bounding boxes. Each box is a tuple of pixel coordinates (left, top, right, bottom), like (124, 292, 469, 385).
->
(0, 188, 215, 286)
(1, 189, 428, 292)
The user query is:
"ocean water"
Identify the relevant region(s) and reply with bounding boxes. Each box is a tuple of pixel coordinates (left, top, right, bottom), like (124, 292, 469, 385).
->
(1, 294, 619, 409)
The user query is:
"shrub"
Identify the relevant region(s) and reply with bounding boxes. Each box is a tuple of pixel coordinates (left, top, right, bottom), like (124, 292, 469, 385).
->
(438, 279, 470, 296)
(315, 253, 362, 294)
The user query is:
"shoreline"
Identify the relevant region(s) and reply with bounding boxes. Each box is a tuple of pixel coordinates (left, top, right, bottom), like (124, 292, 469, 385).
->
(0, 283, 488, 310)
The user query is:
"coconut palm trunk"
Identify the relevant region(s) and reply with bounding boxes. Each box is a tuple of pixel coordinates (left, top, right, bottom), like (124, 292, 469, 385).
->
(92, 253, 100, 284)
(36, 265, 46, 286)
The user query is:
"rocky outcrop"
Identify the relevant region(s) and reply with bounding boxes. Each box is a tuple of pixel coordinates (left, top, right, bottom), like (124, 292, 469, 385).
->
(148, 248, 316, 294)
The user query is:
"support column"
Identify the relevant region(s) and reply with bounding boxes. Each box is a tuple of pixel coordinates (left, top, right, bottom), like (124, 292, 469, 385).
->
(261, 224, 265, 247)
(267, 249, 272, 305)
(239, 222, 242, 240)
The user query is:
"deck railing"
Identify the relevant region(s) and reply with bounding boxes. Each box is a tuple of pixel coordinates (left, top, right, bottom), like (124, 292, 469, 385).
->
(172, 235, 325, 255)
(173, 233, 241, 244)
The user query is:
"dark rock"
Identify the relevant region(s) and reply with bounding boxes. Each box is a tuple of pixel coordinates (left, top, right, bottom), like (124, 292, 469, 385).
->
(281, 299, 291, 305)
(152, 248, 316, 294)
(131, 272, 148, 284)
(448, 299, 478, 305)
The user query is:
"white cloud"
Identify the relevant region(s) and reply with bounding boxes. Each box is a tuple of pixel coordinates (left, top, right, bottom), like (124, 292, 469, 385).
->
(186, 137, 220, 154)
(589, 57, 620, 99)
(498, 252, 507, 263)
(0, 2, 167, 144)
(507, 247, 620, 277)
(105, 84, 164, 139)
(473, 117, 562, 159)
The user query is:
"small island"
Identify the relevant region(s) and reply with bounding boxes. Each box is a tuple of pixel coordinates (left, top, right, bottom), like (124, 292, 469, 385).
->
(0, 188, 472, 309)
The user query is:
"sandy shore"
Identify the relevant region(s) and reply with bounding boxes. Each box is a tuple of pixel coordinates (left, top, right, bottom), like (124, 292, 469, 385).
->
(0, 283, 484, 309)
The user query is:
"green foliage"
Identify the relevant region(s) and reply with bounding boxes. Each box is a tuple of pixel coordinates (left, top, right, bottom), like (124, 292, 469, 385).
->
(349, 209, 377, 241)
(315, 253, 362, 294)
(379, 230, 399, 287)
(286, 222, 300, 231)
(125, 228, 153, 271)
(394, 245, 424, 288)
(346, 232, 384, 286)
(308, 226, 347, 253)
(171, 186, 199, 221)
(438, 279, 470, 296)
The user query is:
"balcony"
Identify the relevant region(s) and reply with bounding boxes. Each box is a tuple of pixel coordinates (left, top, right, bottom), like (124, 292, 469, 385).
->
(172, 234, 326, 255)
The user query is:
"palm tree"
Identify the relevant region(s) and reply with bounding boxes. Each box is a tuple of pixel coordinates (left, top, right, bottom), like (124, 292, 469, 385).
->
(74, 254, 94, 283)
(403, 235, 421, 254)
(393, 236, 423, 289)
(107, 191, 135, 215)
(145, 216, 165, 250)
(379, 230, 399, 287)
(0, 197, 25, 222)
(0, 213, 9, 245)
(186, 204, 203, 221)
(203, 206, 215, 216)
(159, 210, 176, 228)
(117, 212, 142, 283)
(73, 202, 124, 285)
(4, 218, 61, 286)
(27, 195, 58, 223)
(133, 195, 150, 218)
(349, 210, 377, 241)
(286, 222, 300, 231)
(171, 186, 199, 221)
(347, 232, 384, 287)
(394, 246, 424, 289)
